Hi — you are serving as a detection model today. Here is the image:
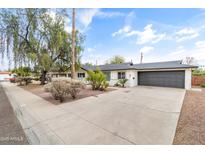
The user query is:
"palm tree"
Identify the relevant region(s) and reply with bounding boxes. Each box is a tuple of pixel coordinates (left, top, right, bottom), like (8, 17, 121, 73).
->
(71, 8, 76, 79)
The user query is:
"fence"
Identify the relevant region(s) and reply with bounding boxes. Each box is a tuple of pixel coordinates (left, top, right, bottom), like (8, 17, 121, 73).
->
(192, 76, 205, 86)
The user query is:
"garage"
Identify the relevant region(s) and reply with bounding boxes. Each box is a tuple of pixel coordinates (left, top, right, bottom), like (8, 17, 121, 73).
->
(138, 70, 185, 88)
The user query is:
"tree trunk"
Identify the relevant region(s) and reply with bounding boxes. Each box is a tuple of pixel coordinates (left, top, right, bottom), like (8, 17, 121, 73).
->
(71, 8, 76, 79)
(40, 70, 47, 85)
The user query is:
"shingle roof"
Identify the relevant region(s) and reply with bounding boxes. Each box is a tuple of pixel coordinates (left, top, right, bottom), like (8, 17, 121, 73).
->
(82, 62, 135, 71)
(134, 60, 198, 70)
(81, 60, 198, 71)
(0, 72, 11, 74)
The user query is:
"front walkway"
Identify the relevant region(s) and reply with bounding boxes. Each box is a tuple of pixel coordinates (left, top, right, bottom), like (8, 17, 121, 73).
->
(1, 82, 185, 144)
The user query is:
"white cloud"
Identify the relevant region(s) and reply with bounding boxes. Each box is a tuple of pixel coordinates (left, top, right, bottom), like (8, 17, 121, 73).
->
(78, 9, 100, 30)
(124, 11, 136, 26)
(195, 41, 205, 48)
(87, 47, 96, 53)
(112, 24, 166, 45)
(139, 46, 154, 54)
(175, 27, 199, 42)
(136, 24, 166, 45)
(81, 53, 108, 65)
(112, 25, 131, 37)
(78, 9, 125, 30)
(169, 46, 186, 55)
(96, 11, 124, 18)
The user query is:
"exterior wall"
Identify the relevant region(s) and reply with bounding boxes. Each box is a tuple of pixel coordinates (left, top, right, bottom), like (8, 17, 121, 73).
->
(48, 69, 88, 82)
(126, 70, 138, 87)
(185, 68, 192, 89)
(109, 71, 118, 86)
(109, 70, 138, 87)
(48, 68, 193, 89)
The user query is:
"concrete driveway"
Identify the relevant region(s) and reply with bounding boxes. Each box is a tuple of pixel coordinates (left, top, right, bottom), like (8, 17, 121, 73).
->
(57, 86, 185, 144)
(2, 83, 185, 144)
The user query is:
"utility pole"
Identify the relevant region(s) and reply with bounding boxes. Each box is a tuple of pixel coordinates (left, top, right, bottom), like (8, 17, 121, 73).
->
(71, 8, 76, 79)
(140, 52, 143, 63)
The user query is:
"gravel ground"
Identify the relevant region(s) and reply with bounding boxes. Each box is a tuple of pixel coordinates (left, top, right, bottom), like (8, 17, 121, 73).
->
(173, 88, 205, 144)
(0, 83, 28, 145)
(21, 84, 116, 105)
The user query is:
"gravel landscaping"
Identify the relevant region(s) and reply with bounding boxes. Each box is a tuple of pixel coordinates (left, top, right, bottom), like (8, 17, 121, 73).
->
(21, 83, 115, 105)
(173, 88, 205, 144)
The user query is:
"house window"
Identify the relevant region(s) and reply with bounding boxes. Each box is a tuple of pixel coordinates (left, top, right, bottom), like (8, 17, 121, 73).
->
(78, 73, 85, 78)
(59, 74, 66, 77)
(67, 73, 71, 77)
(118, 72, 125, 79)
(52, 74, 58, 78)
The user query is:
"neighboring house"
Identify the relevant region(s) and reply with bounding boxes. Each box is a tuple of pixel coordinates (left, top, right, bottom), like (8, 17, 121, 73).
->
(0, 72, 13, 81)
(48, 60, 198, 90)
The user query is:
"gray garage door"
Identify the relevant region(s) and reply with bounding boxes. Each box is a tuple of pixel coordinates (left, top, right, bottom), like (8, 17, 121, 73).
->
(138, 71, 185, 88)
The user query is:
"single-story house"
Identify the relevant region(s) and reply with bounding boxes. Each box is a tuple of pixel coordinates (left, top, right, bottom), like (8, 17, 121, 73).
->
(48, 60, 198, 89)
(0, 72, 13, 81)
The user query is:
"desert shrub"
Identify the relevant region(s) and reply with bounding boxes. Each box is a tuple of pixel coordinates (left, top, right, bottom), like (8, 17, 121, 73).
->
(115, 79, 128, 87)
(16, 77, 32, 86)
(12, 67, 32, 85)
(68, 80, 85, 99)
(44, 78, 84, 102)
(201, 83, 205, 88)
(44, 83, 52, 92)
(86, 69, 109, 91)
(50, 79, 69, 102)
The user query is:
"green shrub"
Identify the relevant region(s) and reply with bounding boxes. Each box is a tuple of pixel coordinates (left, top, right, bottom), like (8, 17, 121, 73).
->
(192, 69, 205, 76)
(201, 83, 205, 88)
(86, 69, 109, 91)
(12, 67, 31, 77)
(115, 79, 128, 87)
(114, 82, 120, 87)
(118, 79, 128, 87)
(44, 78, 84, 102)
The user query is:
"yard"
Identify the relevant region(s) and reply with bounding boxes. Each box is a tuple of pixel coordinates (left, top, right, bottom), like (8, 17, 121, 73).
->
(173, 87, 205, 144)
(21, 83, 115, 105)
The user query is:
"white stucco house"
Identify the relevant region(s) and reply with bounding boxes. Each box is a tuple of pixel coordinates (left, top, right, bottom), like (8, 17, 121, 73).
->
(48, 60, 197, 90)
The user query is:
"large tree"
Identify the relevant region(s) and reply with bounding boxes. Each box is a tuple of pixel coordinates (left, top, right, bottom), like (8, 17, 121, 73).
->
(106, 55, 125, 64)
(0, 8, 84, 84)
